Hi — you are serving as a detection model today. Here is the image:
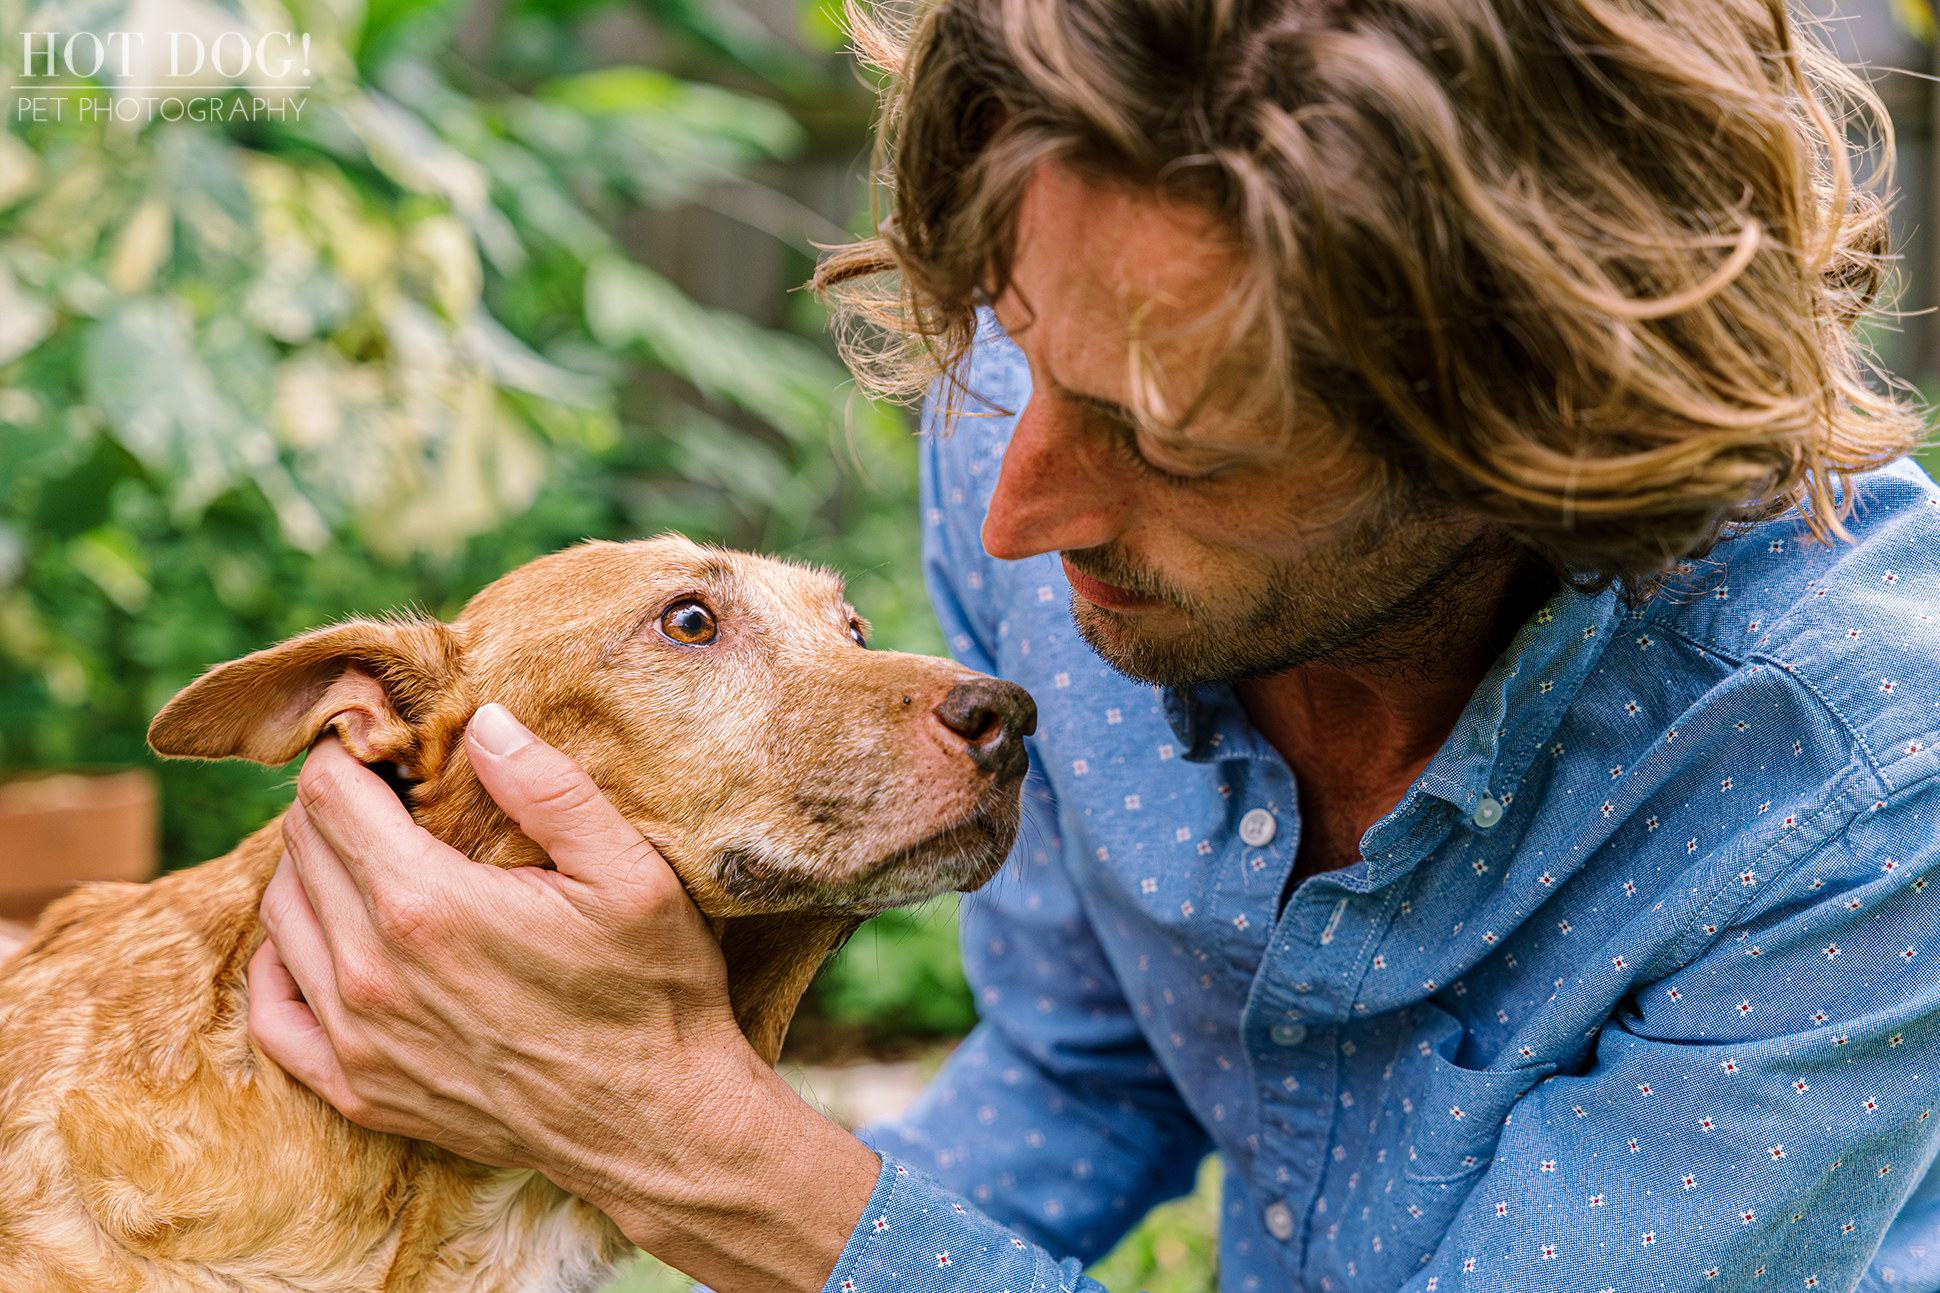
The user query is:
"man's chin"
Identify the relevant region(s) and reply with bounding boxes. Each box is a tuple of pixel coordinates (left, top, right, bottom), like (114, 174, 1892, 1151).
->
(1070, 594, 1333, 688)
(1070, 598, 1229, 688)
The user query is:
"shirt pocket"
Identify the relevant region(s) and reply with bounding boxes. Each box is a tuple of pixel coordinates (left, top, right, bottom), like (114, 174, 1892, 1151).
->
(1319, 1009, 1544, 1281)
(1382, 1005, 1553, 1242)
(1404, 1001, 1552, 1180)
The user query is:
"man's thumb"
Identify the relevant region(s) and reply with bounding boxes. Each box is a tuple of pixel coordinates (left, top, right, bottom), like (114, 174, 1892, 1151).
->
(465, 703, 670, 891)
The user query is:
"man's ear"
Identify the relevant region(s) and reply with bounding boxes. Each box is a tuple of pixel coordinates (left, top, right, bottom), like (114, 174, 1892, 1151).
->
(147, 617, 461, 767)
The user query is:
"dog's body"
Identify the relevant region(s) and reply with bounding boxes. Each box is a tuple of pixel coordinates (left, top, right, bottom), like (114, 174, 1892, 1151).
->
(0, 538, 1034, 1292)
(0, 826, 627, 1293)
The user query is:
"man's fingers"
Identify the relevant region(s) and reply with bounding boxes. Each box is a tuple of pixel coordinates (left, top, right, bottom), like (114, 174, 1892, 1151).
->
(294, 736, 438, 889)
(246, 938, 356, 1109)
(258, 849, 356, 1027)
(293, 737, 494, 953)
(260, 848, 330, 975)
(466, 703, 682, 898)
(279, 796, 384, 964)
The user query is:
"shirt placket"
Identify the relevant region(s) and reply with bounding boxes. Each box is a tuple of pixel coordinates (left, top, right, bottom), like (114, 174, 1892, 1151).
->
(1181, 712, 1410, 1273)
(1171, 698, 1464, 1277)
(1246, 868, 1417, 1269)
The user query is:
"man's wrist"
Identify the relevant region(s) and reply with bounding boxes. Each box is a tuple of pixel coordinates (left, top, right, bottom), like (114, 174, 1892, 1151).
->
(540, 1045, 879, 1293)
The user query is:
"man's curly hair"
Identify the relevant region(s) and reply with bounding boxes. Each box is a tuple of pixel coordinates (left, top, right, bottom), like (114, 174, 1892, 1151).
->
(814, 0, 1925, 595)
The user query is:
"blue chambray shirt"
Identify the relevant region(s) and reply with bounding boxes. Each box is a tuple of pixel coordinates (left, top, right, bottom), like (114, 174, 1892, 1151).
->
(823, 320, 1940, 1293)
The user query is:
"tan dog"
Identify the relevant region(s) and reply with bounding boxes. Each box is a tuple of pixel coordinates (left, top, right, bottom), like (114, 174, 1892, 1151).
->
(0, 537, 1035, 1292)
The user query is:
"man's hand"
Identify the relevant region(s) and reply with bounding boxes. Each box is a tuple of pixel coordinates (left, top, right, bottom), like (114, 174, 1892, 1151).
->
(249, 704, 878, 1293)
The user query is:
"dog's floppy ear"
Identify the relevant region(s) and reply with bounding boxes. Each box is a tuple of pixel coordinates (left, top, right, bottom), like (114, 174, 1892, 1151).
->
(147, 617, 460, 767)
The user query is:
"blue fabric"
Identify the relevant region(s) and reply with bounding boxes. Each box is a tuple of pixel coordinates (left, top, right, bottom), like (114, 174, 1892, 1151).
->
(821, 317, 1940, 1293)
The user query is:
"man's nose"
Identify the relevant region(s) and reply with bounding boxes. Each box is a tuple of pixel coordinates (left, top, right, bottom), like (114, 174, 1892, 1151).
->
(981, 392, 1128, 561)
(933, 679, 1038, 782)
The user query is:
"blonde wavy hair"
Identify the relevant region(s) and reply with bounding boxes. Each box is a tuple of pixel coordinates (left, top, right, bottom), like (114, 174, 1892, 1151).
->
(814, 0, 1925, 592)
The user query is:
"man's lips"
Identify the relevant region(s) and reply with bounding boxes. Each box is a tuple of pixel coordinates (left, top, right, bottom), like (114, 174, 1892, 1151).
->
(1061, 555, 1157, 612)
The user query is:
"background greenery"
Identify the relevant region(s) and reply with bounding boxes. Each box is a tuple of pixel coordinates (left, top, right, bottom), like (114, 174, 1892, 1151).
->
(0, 0, 939, 872)
(0, 0, 1200, 1284)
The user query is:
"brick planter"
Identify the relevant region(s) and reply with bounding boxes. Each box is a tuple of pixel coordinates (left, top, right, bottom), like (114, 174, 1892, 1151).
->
(0, 770, 159, 924)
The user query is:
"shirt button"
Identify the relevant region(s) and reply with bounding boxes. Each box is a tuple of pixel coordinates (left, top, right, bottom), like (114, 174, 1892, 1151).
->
(1263, 1200, 1295, 1241)
(1471, 796, 1504, 828)
(1239, 808, 1278, 847)
(1269, 1022, 1308, 1047)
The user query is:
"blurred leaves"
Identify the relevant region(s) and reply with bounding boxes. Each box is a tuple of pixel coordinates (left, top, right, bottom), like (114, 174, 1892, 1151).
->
(0, 0, 935, 867)
(587, 251, 877, 443)
(541, 65, 803, 163)
(809, 894, 979, 1039)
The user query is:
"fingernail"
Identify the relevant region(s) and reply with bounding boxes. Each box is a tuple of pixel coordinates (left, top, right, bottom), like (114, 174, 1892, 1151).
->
(469, 703, 535, 757)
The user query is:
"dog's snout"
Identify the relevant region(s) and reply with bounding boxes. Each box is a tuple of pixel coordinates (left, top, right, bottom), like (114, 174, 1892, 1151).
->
(934, 679, 1037, 781)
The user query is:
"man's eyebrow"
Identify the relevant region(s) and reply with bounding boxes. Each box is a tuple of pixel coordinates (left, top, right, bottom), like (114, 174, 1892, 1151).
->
(1042, 361, 1172, 434)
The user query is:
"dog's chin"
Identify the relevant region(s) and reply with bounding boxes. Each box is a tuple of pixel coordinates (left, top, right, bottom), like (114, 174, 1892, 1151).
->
(712, 800, 1021, 914)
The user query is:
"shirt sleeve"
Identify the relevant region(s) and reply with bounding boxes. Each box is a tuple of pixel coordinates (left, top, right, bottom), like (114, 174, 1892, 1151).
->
(823, 1153, 1104, 1293)
(837, 325, 1209, 1278)
(1399, 774, 1940, 1290)
(858, 769, 1212, 1261)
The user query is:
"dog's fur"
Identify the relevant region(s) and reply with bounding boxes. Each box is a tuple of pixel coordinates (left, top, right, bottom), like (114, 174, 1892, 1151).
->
(0, 538, 1031, 1292)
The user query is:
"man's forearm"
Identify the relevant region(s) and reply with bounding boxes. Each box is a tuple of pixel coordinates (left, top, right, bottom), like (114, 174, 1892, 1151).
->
(544, 1053, 879, 1293)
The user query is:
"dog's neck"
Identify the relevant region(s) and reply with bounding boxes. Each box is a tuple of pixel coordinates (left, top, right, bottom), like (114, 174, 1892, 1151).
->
(712, 913, 862, 1065)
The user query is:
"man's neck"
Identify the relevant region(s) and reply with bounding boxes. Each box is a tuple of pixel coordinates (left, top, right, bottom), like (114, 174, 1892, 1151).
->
(1236, 545, 1553, 887)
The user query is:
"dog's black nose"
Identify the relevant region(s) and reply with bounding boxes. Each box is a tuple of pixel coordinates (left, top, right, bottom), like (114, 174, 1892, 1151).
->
(934, 679, 1037, 781)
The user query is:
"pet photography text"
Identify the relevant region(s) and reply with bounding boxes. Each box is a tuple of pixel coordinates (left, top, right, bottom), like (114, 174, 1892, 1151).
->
(14, 26, 312, 122)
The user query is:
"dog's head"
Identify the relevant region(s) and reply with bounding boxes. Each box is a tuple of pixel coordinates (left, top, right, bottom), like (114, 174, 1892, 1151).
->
(148, 537, 1035, 919)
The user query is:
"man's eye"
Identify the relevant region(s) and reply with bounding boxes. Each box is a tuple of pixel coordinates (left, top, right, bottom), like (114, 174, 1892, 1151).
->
(1085, 404, 1220, 485)
(1114, 428, 1208, 485)
(659, 601, 719, 645)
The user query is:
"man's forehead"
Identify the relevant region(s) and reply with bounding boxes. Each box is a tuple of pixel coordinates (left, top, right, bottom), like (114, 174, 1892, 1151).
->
(1000, 161, 1245, 426)
(1005, 165, 1234, 329)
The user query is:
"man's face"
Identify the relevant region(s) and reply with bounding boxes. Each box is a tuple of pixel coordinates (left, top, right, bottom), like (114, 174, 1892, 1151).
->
(985, 162, 1487, 686)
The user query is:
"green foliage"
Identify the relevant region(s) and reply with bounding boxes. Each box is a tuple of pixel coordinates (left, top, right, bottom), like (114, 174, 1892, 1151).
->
(0, 0, 934, 870)
(811, 894, 978, 1039)
(598, 1251, 694, 1293)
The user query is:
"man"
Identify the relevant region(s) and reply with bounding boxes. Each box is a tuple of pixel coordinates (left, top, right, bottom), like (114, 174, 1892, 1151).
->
(250, 0, 1940, 1289)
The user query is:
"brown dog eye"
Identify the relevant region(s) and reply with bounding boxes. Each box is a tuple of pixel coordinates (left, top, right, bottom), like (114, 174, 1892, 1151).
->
(849, 621, 868, 648)
(660, 601, 718, 645)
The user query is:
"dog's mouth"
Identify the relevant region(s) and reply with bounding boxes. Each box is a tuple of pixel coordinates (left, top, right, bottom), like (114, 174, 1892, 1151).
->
(712, 798, 1021, 913)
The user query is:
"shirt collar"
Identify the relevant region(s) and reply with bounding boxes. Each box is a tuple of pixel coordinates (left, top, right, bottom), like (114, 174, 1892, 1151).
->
(1163, 584, 1626, 889)
(1161, 686, 1222, 758)
(1362, 585, 1625, 881)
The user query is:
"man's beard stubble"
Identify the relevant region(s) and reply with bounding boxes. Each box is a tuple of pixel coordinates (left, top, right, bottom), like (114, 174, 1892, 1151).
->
(1063, 518, 1530, 689)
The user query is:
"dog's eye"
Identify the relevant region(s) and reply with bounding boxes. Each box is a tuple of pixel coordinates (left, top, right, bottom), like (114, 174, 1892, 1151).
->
(660, 601, 718, 646)
(849, 621, 868, 648)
